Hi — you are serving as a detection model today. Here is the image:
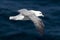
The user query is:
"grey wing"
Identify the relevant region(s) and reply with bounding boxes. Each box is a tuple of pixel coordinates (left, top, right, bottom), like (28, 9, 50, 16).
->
(37, 19, 44, 35)
(30, 16, 44, 35)
(34, 19, 44, 35)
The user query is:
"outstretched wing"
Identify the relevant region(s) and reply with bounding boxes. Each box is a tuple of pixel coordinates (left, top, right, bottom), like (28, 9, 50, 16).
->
(28, 14, 44, 35)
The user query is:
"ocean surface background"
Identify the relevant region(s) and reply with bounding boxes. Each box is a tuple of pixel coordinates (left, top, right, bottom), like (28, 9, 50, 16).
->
(0, 0, 60, 40)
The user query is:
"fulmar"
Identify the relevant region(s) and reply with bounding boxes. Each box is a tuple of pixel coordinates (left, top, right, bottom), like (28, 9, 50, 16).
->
(9, 9, 44, 35)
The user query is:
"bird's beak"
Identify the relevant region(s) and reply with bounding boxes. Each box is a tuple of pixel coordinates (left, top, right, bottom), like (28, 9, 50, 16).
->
(41, 14, 44, 17)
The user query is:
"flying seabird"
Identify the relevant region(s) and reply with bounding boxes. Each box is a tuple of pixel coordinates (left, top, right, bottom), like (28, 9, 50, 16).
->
(9, 9, 44, 35)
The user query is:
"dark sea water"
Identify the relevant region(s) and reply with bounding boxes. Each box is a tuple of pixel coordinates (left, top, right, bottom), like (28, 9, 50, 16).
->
(0, 0, 60, 40)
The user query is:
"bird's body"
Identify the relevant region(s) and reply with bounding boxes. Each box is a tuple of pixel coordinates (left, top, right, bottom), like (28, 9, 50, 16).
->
(9, 9, 44, 35)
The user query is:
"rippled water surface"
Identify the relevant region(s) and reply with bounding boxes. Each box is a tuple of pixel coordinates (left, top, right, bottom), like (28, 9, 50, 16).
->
(0, 0, 60, 40)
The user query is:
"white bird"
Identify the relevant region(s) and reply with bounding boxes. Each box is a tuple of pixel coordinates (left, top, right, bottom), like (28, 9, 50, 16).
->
(9, 9, 44, 35)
